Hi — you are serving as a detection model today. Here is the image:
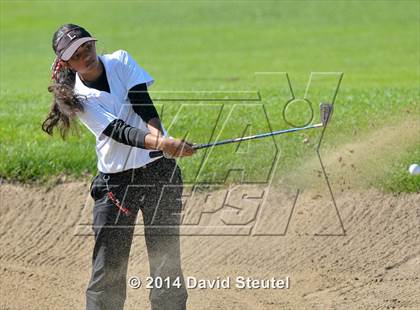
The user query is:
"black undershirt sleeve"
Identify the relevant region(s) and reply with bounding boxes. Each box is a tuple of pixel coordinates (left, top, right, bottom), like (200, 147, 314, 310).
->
(102, 119, 148, 149)
(128, 83, 159, 122)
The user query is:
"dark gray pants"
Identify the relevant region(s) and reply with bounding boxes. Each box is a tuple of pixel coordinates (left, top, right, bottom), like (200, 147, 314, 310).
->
(86, 158, 188, 310)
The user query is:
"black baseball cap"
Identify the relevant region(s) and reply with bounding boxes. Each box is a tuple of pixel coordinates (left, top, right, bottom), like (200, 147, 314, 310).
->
(55, 26, 97, 61)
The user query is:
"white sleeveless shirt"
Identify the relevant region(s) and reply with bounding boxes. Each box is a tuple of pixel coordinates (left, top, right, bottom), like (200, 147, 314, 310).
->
(75, 50, 166, 173)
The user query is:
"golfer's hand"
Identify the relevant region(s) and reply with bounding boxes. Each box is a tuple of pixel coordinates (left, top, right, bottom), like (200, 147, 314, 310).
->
(159, 137, 196, 157)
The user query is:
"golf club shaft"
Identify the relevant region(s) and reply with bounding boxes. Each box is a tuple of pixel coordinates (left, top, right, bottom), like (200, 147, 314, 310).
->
(194, 123, 323, 149)
(149, 123, 323, 158)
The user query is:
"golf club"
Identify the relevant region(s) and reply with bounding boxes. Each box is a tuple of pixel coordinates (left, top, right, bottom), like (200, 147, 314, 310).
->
(149, 102, 333, 158)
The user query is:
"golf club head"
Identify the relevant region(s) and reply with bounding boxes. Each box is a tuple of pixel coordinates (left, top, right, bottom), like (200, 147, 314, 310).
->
(320, 103, 333, 126)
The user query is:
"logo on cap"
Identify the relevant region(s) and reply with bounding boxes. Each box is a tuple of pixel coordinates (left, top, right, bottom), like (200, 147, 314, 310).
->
(67, 32, 77, 40)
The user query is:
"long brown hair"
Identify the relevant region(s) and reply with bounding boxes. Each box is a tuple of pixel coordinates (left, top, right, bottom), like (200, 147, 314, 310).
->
(42, 24, 86, 138)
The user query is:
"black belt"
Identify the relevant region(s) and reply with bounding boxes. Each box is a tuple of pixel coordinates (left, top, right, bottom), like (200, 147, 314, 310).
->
(98, 157, 175, 182)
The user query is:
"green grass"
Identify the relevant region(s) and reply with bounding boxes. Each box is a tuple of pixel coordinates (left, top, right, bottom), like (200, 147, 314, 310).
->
(377, 146, 420, 193)
(1, 1, 419, 192)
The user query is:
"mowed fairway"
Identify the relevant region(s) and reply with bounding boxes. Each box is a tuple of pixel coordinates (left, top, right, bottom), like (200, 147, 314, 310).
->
(1, 1, 420, 310)
(0, 1, 419, 190)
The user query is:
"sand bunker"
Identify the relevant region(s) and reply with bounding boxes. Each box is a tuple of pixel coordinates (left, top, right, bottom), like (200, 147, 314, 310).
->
(1, 180, 419, 309)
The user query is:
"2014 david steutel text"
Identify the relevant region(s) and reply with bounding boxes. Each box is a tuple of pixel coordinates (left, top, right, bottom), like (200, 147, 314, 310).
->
(128, 276, 290, 290)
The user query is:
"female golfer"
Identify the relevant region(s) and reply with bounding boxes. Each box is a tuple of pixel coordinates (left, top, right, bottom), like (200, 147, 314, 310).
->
(42, 24, 195, 310)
